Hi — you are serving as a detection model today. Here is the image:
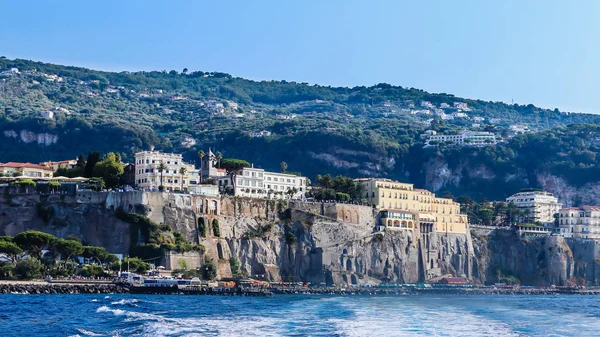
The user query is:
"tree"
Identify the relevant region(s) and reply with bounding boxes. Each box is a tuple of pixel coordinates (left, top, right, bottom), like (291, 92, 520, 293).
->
(202, 258, 217, 280)
(13, 231, 56, 258)
(157, 161, 167, 190)
(13, 258, 43, 280)
(93, 152, 124, 189)
(123, 257, 150, 273)
(280, 161, 288, 173)
(197, 150, 205, 184)
(179, 167, 187, 191)
(82, 246, 109, 264)
(182, 68, 188, 74)
(215, 152, 223, 169)
(0, 241, 23, 262)
(85, 151, 101, 178)
(52, 239, 83, 267)
(76, 154, 86, 168)
(220, 158, 250, 193)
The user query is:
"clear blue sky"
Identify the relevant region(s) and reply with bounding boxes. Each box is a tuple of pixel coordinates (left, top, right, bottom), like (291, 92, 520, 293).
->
(1, 0, 599, 113)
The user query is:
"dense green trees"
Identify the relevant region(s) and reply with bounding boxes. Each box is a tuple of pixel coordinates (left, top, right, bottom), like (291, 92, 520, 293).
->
(309, 174, 365, 202)
(220, 158, 251, 192)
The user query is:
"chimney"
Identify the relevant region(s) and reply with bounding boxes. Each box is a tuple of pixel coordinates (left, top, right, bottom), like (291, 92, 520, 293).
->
(251, 163, 254, 168)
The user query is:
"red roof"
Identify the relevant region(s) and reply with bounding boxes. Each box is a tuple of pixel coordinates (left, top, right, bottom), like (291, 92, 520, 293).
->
(0, 162, 53, 171)
(438, 277, 469, 285)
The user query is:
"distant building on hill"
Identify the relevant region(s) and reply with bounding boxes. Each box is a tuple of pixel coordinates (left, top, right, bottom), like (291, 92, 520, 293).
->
(424, 131, 499, 147)
(134, 151, 199, 192)
(506, 190, 562, 225)
(0, 68, 19, 77)
(558, 206, 600, 239)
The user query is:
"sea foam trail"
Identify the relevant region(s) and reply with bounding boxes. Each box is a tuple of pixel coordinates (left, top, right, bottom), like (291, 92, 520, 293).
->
(111, 298, 139, 306)
(76, 328, 105, 336)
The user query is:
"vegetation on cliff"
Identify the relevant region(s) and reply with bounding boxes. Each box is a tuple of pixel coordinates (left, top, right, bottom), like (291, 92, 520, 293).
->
(3, 58, 600, 200)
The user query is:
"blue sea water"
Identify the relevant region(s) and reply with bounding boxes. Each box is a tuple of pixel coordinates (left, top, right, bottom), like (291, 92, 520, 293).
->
(0, 294, 599, 336)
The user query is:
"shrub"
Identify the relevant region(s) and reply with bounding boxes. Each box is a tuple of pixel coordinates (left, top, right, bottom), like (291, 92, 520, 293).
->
(79, 265, 105, 277)
(284, 231, 297, 245)
(13, 258, 43, 280)
(198, 218, 207, 238)
(212, 219, 220, 237)
(229, 256, 241, 276)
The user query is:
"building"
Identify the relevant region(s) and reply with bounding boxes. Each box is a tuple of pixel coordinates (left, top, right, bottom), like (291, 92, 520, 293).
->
(558, 206, 600, 239)
(425, 130, 499, 147)
(217, 166, 307, 199)
(134, 151, 199, 192)
(40, 110, 54, 120)
(200, 149, 226, 181)
(453, 102, 469, 110)
(39, 159, 77, 172)
(0, 68, 19, 77)
(506, 190, 562, 225)
(250, 130, 272, 138)
(0, 162, 53, 178)
(356, 178, 468, 234)
(122, 163, 136, 187)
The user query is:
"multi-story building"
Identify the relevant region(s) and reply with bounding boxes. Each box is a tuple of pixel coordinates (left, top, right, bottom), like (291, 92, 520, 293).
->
(39, 159, 78, 172)
(134, 151, 199, 192)
(356, 178, 468, 234)
(0, 162, 53, 178)
(558, 206, 600, 239)
(217, 166, 307, 199)
(506, 190, 562, 225)
(425, 131, 499, 147)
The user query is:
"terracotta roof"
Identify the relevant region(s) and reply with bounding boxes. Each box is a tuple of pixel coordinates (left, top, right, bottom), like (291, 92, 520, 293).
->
(0, 162, 54, 171)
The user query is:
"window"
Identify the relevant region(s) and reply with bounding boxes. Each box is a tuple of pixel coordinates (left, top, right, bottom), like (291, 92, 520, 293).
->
(259, 173, 263, 178)
(274, 177, 278, 182)
(267, 177, 271, 181)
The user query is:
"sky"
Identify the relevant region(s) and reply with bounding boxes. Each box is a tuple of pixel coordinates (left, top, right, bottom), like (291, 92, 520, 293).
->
(1, 0, 600, 113)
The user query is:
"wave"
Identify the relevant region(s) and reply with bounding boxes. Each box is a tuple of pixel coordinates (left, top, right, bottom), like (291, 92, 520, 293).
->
(76, 328, 104, 336)
(111, 298, 139, 306)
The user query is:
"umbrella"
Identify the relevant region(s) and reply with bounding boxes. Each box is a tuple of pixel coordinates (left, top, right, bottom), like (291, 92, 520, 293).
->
(52, 176, 70, 181)
(69, 177, 89, 182)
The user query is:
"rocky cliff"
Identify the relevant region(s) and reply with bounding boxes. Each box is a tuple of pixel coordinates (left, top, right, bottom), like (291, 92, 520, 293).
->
(0, 192, 130, 253)
(4, 191, 600, 286)
(472, 229, 600, 286)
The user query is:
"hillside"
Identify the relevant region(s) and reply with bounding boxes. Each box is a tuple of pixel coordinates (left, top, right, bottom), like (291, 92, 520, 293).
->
(1, 57, 600, 203)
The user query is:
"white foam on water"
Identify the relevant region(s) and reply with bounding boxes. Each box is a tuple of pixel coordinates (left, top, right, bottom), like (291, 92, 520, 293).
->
(91, 299, 99, 302)
(111, 298, 139, 306)
(76, 328, 105, 336)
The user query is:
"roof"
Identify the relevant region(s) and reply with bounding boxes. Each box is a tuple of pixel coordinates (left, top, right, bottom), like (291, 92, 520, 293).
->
(0, 162, 53, 171)
(561, 206, 600, 211)
(439, 277, 468, 284)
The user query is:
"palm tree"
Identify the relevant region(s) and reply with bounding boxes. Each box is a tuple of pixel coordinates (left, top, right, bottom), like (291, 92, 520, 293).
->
(216, 152, 223, 169)
(157, 161, 167, 191)
(179, 167, 187, 191)
(280, 161, 288, 173)
(198, 150, 205, 184)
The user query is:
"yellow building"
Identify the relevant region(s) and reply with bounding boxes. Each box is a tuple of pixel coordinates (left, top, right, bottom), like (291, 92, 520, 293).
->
(0, 162, 54, 178)
(356, 178, 468, 234)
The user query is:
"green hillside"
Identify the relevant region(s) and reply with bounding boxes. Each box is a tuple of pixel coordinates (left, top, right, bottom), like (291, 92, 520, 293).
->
(1, 57, 600, 201)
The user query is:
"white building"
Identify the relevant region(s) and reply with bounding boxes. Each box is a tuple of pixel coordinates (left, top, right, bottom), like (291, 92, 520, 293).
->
(217, 167, 307, 199)
(40, 110, 54, 120)
(425, 131, 499, 147)
(0, 68, 19, 77)
(558, 206, 600, 239)
(134, 151, 200, 192)
(506, 190, 562, 225)
(453, 102, 470, 111)
(420, 101, 435, 109)
(440, 103, 450, 109)
(250, 130, 272, 138)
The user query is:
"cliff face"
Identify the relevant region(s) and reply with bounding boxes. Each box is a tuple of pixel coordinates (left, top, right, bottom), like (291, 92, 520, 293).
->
(0, 192, 130, 253)
(471, 230, 600, 286)
(5, 191, 600, 286)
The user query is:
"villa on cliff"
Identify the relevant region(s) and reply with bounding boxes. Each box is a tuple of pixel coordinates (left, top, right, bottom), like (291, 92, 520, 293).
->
(134, 151, 200, 192)
(558, 206, 600, 239)
(217, 166, 307, 200)
(506, 190, 562, 225)
(355, 178, 468, 234)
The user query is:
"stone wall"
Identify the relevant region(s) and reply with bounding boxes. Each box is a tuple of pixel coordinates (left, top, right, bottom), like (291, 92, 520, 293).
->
(163, 251, 204, 270)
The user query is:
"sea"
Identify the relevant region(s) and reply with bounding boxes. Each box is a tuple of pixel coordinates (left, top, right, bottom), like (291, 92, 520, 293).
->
(0, 294, 598, 336)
